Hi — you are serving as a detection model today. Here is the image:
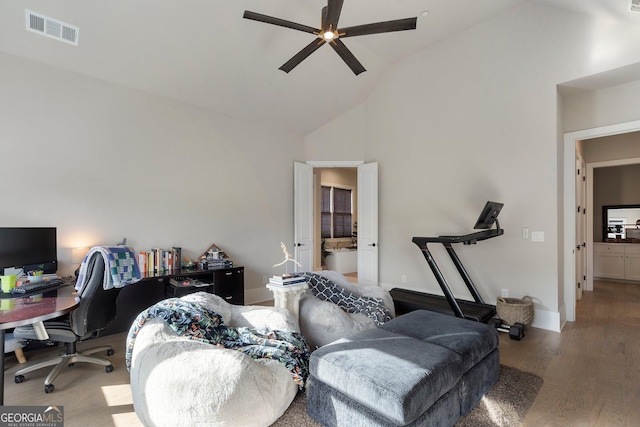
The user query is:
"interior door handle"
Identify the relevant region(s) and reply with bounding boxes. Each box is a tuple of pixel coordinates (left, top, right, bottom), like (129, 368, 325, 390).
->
(368, 243, 376, 247)
(296, 243, 304, 247)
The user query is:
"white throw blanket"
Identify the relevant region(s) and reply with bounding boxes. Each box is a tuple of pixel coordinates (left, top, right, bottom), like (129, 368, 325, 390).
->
(75, 246, 141, 291)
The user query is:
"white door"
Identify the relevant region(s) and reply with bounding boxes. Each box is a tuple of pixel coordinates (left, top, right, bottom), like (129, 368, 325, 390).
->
(294, 162, 314, 272)
(575, 157, 586, 300)
(357, 162, 378, 285)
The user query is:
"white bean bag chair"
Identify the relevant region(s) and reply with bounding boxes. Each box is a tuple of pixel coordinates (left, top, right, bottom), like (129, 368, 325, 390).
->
(129, 292, 301, 427)
(298, 270, 395, 350)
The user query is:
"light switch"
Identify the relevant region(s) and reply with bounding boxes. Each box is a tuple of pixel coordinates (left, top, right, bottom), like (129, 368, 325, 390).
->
(531, 231, 544, 242)
(522, 227, 529, 239)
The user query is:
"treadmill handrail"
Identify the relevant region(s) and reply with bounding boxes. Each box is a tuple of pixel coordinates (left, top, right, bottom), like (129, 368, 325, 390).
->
(412, 228, 503, 246)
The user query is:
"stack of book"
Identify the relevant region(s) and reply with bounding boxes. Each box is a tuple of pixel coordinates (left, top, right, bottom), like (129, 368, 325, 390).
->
(268, 274, 307, 287)
(200, 258, 233, 270)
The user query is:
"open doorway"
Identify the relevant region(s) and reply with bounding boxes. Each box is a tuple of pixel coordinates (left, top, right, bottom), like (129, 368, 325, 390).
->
(585, 155, 640, 290)
(564, 120, 640, 322)
(295, 161, 379, 285)
(315, 167, 358, 280)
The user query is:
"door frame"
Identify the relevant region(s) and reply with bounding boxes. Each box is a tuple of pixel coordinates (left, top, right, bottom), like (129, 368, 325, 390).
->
(563, 119, 640, 323)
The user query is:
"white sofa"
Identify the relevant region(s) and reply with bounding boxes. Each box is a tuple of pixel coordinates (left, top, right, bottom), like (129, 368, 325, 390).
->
(129, 292, 301, 427)
(298, 270, 395, 350)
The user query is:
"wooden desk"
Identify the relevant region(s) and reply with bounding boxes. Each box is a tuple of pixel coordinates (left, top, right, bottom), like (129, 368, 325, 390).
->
(0, 285, 79, 405)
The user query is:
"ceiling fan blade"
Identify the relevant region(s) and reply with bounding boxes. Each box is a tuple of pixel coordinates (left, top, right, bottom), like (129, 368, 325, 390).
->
(243, 10, 318, 34)
(340, 17, 417, 38)
(279, 39, 327, 73)
(321, 6, 327, 30)
(325, 0, 344, 30)
(329, 39, 366, 75)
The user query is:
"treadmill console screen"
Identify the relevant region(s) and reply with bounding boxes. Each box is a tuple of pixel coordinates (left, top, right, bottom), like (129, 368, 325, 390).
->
(473, 201, 503, 230)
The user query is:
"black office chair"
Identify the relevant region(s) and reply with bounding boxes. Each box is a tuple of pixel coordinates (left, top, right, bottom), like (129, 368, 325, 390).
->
(13, 252, 121, 393)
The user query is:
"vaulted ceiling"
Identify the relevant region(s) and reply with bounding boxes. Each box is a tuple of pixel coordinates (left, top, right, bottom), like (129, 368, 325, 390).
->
(0, 0, 638, 134)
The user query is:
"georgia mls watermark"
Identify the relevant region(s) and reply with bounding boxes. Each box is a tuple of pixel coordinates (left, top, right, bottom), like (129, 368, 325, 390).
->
(0, 406, 63, 427)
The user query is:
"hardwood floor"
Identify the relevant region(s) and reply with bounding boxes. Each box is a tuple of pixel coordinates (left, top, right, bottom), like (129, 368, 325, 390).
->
(503, 280, 640, 426)
(3, 330, 142, 427)
(2, 280, 638, 426)
(343, 272, 358, 283)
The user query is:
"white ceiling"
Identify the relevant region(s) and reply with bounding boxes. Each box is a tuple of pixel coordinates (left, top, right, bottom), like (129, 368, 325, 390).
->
(0, 0, 638, 134)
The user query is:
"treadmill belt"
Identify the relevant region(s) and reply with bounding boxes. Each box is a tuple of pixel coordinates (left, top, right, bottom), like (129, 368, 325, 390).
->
(390, 288, 496, 323)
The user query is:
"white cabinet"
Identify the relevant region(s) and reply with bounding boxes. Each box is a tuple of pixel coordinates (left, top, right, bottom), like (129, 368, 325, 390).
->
(624, 245, 640, 281)
(593, 243, 625, 280)
(594, 243, 640, 282)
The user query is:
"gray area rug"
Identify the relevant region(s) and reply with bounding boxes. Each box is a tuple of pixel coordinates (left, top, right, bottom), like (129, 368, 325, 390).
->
(272, 365, 543, 427)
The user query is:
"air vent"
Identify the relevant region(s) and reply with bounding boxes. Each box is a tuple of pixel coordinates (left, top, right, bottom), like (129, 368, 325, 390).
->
(25, 9, 79, 46)
(631, 0, 640, 13)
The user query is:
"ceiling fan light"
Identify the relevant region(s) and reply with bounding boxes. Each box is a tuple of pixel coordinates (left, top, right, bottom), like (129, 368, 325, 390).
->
(323, 31, 335, 40)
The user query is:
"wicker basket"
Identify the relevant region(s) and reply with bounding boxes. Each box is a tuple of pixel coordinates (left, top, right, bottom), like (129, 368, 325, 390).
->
(496, 296, 534, 326)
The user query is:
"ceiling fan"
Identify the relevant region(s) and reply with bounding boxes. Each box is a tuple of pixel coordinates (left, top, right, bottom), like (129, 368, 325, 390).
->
(243, 0, 417, 75)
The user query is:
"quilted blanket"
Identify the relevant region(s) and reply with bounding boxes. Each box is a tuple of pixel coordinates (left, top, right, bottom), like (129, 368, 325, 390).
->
(75, 246, 141, 291)
(126, 298, 310, 389)
(301, 272, 392, 326)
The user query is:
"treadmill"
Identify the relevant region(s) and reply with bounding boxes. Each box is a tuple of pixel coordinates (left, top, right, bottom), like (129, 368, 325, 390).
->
(391, 201, 504, 323)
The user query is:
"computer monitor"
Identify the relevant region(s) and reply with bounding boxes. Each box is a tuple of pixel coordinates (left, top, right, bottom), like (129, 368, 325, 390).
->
(0, 227, 58, 275)
(473, 201, 503, 230)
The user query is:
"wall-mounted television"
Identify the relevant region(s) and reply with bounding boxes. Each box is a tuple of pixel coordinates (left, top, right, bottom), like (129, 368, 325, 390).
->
(0, 227, 58, 275)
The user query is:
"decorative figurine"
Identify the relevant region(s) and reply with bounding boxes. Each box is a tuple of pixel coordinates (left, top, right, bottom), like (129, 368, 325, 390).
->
(273, 242, 302, 270)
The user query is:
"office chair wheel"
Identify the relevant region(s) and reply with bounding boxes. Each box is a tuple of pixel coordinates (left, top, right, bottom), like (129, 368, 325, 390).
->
(107, 349, 115, 356)
(105, 365, 114, 373)
(14, 375, 25, 384)
(45, 384, 54, 393)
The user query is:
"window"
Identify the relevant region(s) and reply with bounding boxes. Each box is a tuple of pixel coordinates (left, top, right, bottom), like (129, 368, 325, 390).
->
(321, 186, 353, 238)
(321, 186, 332, 239)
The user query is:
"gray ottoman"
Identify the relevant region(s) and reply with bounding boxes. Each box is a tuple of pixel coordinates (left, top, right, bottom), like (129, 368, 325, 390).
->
(307, 310, 499, 427)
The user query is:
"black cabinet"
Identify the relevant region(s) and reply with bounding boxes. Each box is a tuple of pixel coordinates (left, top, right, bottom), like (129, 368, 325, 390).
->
(212, 267, 244, 305)
(103, 267, 244, 335)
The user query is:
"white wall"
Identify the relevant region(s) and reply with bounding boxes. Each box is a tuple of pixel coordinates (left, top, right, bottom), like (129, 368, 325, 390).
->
(305, 104, 367, 161)
(0, 52, 303, 303)
(581, 132, 640, 163)
(304, 3, 640, 331)
(564, 80, 640, 133)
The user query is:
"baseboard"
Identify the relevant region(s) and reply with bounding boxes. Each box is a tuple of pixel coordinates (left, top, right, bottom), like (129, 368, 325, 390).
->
(530, 308, 561, 332)
(558, 302, 568, 331)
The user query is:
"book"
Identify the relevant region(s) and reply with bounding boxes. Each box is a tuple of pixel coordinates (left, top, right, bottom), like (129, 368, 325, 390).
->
(270, 274, 303, 281)
(268, 280, 307, 287)
(172, 247, 182, 270)
(200, 257, 233, 270)
(269, 275, 306, 286)
(137, 251, 147, 273)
